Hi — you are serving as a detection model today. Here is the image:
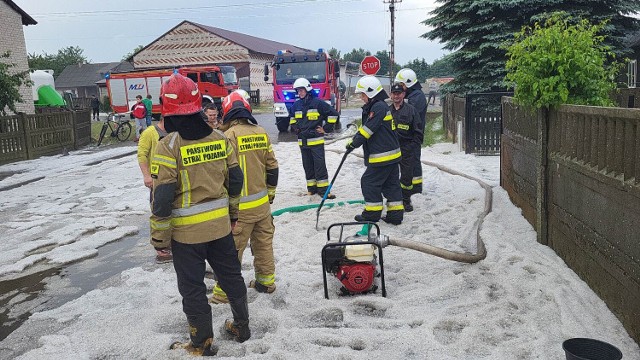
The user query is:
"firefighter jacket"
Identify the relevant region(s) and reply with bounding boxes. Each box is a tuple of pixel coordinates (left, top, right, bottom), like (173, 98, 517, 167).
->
(289, 94, 339, 147)
(351, 99, 401, 167)
(406, 85, 427, 137)
(389, 101, 423, 151)
(149, 130, 243, 247)
(224, 119, 279, 223)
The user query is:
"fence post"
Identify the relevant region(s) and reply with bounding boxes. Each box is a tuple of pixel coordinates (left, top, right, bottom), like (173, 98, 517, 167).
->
(20, 113, 34, 160)
(535, 108, 549, 245)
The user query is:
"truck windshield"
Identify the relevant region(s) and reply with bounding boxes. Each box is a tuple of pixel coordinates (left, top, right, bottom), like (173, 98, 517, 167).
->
(219, 66, 238, 85)
(275, 62, 326, 85)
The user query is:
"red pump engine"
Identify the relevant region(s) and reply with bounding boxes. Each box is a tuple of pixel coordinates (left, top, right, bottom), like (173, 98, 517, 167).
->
(336, 262, 376, 294)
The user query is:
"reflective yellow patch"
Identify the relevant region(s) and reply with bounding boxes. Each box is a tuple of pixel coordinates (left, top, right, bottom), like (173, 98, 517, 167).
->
(179, 140, 227, 167)
(238, 134, 268, 152)
(150, 163, 159, 175)
(397, 124, 409, 131)
(295, 111, 303, 119)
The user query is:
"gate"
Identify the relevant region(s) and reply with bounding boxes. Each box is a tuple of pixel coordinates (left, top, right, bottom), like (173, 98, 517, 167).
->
(464, 92, 512, 154)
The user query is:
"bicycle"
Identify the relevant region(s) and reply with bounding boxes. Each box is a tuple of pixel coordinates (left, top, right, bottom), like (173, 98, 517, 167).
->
(97, 113, 133, 146)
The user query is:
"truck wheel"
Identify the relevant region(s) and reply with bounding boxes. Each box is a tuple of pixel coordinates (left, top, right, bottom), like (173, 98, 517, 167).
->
(276, 117, 289, 132)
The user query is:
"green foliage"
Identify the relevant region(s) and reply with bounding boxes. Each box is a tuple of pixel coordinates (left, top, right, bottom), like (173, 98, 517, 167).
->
(328, 47, 341, 60)
(342, 48, 371, 64)
(122, 45, 145, 61)
(505, 13, 620, 109)
(100, 95, 112, 113)
(0, 51, 32, 115)
(422, 0, 640, 94)
(374, 50, 401, 76)
(28, 46, 89, 78)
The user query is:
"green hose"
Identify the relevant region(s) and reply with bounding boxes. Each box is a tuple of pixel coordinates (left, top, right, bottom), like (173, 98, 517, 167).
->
(272, 199, 364, 217)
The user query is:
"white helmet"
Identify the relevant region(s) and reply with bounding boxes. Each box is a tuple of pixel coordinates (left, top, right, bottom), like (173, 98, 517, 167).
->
(395, 68, 418, 88)
(293, 78, 312, 91)
(233, 89, 250, 101)
(354, 75, 383, 98)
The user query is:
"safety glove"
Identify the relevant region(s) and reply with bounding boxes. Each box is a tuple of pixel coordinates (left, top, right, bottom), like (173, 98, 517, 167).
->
(345, 139, 355, 154)
(267, 186, 276, 204)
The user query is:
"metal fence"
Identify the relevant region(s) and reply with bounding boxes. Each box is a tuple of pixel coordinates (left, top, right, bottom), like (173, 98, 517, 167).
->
(465, 92, 513, 154)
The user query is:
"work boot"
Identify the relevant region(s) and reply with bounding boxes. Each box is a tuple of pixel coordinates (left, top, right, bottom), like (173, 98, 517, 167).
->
(381, 216, 402, 225)
(317, 192, 336, 199)
(403, 199, 413, 212)
(171, 313, 217, 356)
(354, 214, 379, 223)
(226, 295, 251, 343)
(248, 280, 276, 294)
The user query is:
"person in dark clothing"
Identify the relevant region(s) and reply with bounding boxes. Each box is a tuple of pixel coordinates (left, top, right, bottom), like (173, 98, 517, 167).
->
(91, 95, 100, 120)
(346, 75, 404, 225)
(395, 68, 427, 195)
(389, 83, 423, 212)
(289, 77, 340, 198)
(150, 73, 250, 356)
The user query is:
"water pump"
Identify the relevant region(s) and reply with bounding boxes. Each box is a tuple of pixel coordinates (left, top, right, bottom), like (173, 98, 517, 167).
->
(321, 222, 387, 299)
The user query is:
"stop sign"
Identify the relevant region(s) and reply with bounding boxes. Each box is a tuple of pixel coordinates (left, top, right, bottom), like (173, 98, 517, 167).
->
(360, 56, 381, 75)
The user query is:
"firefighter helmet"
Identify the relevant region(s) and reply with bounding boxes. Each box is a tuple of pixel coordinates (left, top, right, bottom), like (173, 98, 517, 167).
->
(160, 73, 201, 116)
(293, 78, 312, 91)
(222, 91, 252, 116)
(395, 68, 418, 88)
(234, 89, 251, 101)
(354, 75, 383, 98)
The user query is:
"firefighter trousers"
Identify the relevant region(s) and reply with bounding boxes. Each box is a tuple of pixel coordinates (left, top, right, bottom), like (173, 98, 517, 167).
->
(400, 144, 416, 201)
(300, 145, 329, 194)
(412, 145, 423, 194)
(233, 215, 276, 285)
(171, 233, 247, 317)
(360, 163, 404, 223)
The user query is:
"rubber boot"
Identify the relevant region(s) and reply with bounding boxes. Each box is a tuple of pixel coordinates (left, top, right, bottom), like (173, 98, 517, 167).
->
(225, 295, 251, 343)
(170, 313, 218, 356)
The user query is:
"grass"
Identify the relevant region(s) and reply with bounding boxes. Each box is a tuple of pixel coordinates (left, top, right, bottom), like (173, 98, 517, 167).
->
(423, 113, 446, 147)
(91, 119, 136, 146)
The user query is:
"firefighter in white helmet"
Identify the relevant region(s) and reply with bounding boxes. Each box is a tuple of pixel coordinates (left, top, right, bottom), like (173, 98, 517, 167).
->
(289, 77, 340, 198)
(151, 73, 250, 355)
(210, 91, 279, 304)
(395, 68, 427, 195)
(346, 75, 404, 225)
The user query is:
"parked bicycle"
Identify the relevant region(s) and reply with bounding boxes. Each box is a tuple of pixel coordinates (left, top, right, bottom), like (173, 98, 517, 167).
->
(97, 113, 133, 146)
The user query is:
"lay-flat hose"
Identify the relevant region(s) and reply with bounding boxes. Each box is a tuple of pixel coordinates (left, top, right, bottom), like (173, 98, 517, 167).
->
(327, 148, 490, 264)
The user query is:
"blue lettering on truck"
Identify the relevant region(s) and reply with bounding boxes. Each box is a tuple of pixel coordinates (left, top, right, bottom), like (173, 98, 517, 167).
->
(129, 84, 145, 90)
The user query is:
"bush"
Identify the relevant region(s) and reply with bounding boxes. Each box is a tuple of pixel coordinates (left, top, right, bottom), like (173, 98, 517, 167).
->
(100, 95, 112, 113)
(505, 13, 621, 109)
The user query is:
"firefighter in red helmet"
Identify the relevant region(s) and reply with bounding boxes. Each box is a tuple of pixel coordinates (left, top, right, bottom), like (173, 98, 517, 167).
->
(150, 73, 250, 355)
(210, 92, 279, 304)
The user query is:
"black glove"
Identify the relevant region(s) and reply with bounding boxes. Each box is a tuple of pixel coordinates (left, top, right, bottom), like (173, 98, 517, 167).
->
(345, 139, 355, 154)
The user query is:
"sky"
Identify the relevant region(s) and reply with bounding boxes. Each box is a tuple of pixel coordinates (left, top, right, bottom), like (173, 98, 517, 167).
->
(17, 0, 447, 68)
(0, 127, 638, 359)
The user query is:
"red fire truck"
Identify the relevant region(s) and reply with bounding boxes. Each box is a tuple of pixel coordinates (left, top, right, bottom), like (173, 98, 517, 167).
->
(264, 49, 341, 132)
(106, 65, 237, 117)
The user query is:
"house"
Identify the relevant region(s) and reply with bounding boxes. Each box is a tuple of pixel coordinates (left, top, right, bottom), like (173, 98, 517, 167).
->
(626, 32, 640, 88)
(130, 20, 308, 102)
(56, 61, 134, 99)
(0, 0, 36, 114)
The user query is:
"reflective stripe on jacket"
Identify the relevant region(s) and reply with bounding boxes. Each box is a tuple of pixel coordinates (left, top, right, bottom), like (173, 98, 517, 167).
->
(288, 94, 339, 147)
(350, 99, 401, 167)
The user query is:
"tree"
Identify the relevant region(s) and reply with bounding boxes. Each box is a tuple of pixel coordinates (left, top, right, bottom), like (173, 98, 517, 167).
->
(122, 45, 145, 61)
(505, 13, 620, 109)
(422, 0, 640, 94)
(403, 58, 431, 81)
(28, 46, 88, 78)
(374, 50, 400, 76)
(342, 48, 371, 64)
(0, 51, 32, 115)
(328, 47, 341, 60)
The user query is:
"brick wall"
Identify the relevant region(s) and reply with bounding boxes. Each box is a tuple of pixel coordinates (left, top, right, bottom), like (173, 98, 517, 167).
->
(0, 1, 35, 114)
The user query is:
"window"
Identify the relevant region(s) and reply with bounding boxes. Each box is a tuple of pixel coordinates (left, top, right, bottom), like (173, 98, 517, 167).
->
(186, 73, 198, 83)
(200, 72, 219, 84)
(628, 60, 637, 88)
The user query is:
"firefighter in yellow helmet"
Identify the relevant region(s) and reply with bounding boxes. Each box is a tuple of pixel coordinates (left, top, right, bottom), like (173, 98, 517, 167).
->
(150, 73, 249, 355)
(210, 91, 279, 304)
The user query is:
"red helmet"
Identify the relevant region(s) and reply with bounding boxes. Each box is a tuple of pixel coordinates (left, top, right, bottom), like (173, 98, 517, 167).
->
(222, 91, 252, 115)
(160, 73, 201, 116)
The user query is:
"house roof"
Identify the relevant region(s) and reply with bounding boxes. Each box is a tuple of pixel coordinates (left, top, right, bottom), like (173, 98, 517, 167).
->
(129, 20, 308, 61)
(56, 62, 134, 88)
(4, 0, 36, 25)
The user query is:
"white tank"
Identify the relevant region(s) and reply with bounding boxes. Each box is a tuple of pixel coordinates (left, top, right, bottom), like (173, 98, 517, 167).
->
(30, 70, 55, 101)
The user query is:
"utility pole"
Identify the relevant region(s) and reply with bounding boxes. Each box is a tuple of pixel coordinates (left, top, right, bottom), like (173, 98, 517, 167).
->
(384, 0, 401, 84)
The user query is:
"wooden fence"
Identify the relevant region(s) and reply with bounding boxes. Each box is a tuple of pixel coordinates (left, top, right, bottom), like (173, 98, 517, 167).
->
(501, 97, 640, 343)
(0, 110, 91, 165)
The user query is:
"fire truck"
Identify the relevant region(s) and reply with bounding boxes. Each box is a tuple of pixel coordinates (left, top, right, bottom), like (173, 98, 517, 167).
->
(264, 49, 341, 132)
(106, 65, 237, 117)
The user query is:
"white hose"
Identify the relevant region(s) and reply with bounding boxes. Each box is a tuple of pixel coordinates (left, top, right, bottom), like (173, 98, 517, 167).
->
(326, 149, 490, 264)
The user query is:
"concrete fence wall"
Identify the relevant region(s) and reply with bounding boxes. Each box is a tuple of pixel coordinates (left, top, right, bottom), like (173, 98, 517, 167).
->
(442, 93, 467, 146)
(500, 97, 640, 343)
(0, 110, 91, 165)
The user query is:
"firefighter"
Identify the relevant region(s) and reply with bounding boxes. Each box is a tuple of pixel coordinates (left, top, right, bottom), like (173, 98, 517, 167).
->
(210, 91, 279, 304)
(150, 73, 250, 355)
(289, 78, 339, 198)
(395, 68, 427, 195)
(346, 75, 404, 225)
(389, 83, 423, 212)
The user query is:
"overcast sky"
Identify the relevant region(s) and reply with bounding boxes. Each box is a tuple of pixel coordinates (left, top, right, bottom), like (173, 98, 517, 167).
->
(18, 0, 447, 67)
